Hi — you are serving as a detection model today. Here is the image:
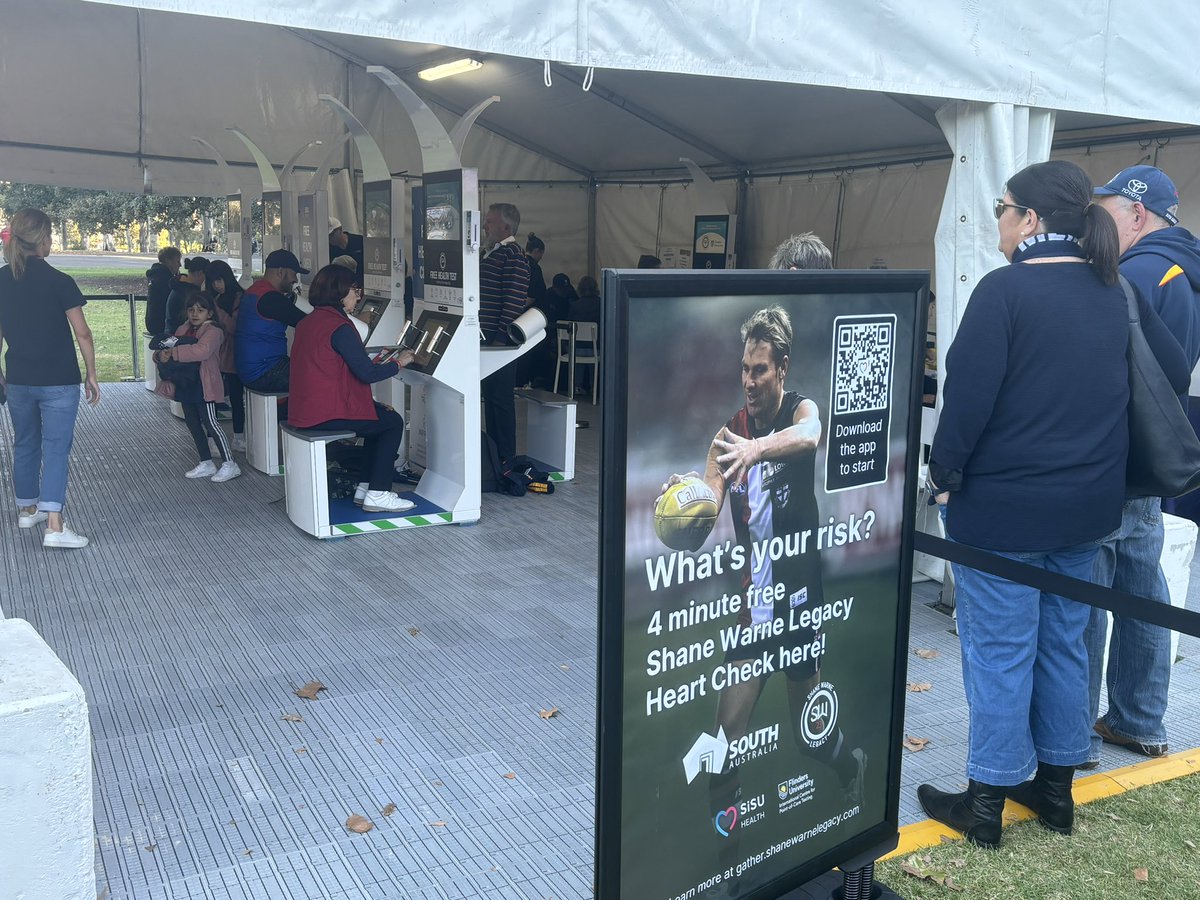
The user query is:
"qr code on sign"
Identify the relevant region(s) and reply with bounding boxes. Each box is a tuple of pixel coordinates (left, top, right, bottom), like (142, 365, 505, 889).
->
(833, 318, 895, 414)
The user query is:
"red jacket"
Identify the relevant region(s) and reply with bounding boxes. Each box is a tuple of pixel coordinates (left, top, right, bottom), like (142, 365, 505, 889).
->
(288, 306, 377, 427)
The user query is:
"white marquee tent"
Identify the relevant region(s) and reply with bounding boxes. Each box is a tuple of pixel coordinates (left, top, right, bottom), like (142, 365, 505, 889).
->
(2, 0, 1199, 339)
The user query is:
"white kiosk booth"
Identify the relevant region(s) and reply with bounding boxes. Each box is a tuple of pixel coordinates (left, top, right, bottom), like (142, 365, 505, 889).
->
(192, 136, 254, 282)
(282, 69, 551, 539)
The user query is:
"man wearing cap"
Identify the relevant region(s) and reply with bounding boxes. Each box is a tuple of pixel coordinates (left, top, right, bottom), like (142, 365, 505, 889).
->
(1085, 165, 1200, 766)
(235, 249, 309, 393)
(329, 218, 364, 275)
(164, 256, 209, 334)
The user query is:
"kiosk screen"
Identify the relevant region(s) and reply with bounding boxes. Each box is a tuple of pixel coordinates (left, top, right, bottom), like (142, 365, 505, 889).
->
(363, 180, 391, 297)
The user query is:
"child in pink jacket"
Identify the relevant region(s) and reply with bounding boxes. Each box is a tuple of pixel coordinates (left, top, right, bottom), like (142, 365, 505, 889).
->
(154, 287, 241, 482)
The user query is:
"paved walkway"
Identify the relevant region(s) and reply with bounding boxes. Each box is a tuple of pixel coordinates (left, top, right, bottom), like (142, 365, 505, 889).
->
(2, 385, 1197, 898)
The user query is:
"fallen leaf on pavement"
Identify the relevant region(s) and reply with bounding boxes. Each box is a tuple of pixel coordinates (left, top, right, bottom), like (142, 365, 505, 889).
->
(295, 681, 326, 701)
(903, 735, 931, 752)
(1134, 868, 1149, 883)
(539, 707, 559, 719)
(914, 648, 939, 660)
(381, 803, 396, 817)
(346, 815, 374, 834)
(281, 713, 304, 723)
(907, 682, 932, 692)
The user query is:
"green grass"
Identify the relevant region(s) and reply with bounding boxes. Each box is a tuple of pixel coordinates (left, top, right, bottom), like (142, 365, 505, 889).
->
(80, 298, 146, 383)
(64, 267, 148, 299)
(877, 773, 1200, 899)
(57, 267, 148, 383)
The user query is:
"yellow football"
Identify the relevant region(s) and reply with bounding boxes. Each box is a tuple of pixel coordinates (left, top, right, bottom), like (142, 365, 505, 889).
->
(654, 477, 719, 551)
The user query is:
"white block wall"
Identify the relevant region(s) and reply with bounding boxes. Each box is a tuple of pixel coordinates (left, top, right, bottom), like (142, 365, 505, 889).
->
(0, 618, 94, 900)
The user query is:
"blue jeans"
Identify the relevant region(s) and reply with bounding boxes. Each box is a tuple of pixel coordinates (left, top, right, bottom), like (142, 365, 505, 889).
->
(1084, 496, 1172, 758)
(6, 384, 81, 513)
(946, 514, 1096, 784)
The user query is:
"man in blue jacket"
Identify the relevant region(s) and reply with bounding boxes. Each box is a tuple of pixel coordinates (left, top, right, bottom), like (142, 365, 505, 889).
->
(1086, 165, 1200, 766)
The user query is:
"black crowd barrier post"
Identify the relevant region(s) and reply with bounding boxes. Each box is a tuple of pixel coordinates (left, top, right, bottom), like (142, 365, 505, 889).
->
(914, 532, 1200, 637)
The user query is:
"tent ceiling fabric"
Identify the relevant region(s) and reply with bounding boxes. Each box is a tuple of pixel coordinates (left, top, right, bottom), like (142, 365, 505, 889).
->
(85, 0, 1200, 129)
(1, 0, 1189, 196)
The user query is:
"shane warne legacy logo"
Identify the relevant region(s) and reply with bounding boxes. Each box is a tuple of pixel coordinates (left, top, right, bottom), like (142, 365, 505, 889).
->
(801, 682, 839, 748)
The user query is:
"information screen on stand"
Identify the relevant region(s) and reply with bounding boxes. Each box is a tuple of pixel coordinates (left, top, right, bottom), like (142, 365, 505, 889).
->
(597, 270, 927, 900)
(262, 191, 282, 258)
(422, 170, 464, 308)
(296, 195, 316, 285)
(694, 215, 730, 269)
(363, 179, 391, 296)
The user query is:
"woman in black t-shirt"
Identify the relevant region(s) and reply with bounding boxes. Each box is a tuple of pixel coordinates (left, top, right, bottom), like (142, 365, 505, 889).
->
(0, 208, 100, 549)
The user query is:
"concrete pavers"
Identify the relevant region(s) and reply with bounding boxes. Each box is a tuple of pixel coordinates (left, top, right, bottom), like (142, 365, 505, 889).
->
(2, 384, 1198, 898)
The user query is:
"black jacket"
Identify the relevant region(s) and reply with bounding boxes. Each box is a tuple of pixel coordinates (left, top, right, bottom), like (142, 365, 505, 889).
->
(164, 277, 194, 335)
(145, 263, 174, 334)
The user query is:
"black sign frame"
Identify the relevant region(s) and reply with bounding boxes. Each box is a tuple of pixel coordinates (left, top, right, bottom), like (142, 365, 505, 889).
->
(596, 269, 929, 900)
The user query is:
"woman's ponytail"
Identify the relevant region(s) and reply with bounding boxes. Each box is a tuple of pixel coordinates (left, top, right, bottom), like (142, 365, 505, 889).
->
(1081, 201, 1120, 287)
(2, 208, 52, 281)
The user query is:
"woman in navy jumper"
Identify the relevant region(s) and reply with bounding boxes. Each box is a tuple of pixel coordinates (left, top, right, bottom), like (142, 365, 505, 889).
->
(289, 265, 415, 514)
(918, 160, 1189, 848)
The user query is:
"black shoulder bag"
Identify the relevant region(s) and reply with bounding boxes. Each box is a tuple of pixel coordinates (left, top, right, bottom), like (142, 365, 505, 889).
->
(1121, 274, 1200, 498)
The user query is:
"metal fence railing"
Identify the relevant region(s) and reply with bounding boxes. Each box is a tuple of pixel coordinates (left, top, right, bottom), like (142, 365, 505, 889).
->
(87, 293, 148, 383)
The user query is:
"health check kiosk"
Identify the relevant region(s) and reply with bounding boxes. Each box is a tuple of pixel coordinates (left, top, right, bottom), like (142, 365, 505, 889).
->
(284, 70, 546, 538)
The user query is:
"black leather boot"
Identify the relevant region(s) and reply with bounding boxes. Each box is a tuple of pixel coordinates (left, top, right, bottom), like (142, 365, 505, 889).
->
(1007, 763, 1075, 834)
(917, 779, 1006, 849)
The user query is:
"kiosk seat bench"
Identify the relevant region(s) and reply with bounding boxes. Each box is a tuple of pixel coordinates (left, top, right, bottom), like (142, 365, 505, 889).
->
(143, 332, 159, 391)
(281, 423, 357, 539)
(246, 388, 288, 476)
(515, 388, 576, 482)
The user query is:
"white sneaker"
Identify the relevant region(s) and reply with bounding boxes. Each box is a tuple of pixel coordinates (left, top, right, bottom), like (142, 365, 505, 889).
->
(353, 483, 369, 506)
(362, 490, 415, 513)
(18, 508, 48, 528)
(231, 433, 247, 453)
(211, 461, 242, 483)
(185, 460, 218, 479)
(44, 525, 89, 549)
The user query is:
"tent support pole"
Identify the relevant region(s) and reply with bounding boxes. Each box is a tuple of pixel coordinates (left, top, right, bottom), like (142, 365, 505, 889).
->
(734, 171, 749, 267)
(588, 177, 598, 277)
(831, 174, 848, 267)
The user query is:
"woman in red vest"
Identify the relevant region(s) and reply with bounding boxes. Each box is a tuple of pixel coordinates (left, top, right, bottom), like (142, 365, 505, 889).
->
(289, 265, 414, 513)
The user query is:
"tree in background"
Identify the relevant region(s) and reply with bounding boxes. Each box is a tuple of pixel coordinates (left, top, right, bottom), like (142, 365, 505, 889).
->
(0, 182, 224, 253)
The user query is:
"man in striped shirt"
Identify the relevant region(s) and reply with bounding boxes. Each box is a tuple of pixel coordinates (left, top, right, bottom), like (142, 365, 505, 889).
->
(480, 202, 531, 462)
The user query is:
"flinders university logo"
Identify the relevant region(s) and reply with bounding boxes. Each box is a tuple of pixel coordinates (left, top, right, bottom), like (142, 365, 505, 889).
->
(681, 728, 729, 784)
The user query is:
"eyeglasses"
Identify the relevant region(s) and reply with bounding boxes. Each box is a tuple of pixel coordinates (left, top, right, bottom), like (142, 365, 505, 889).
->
(993, 199, 1029, 220)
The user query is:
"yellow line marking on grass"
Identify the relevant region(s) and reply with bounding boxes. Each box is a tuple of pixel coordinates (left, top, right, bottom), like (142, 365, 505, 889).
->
(884, 747, 1200, 860)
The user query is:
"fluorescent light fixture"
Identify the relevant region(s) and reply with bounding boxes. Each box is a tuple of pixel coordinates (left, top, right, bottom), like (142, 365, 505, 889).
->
(418, 58, 483, 81)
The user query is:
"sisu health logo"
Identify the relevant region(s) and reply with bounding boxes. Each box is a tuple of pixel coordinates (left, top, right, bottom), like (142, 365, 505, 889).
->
(713, 805, 738, 837)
